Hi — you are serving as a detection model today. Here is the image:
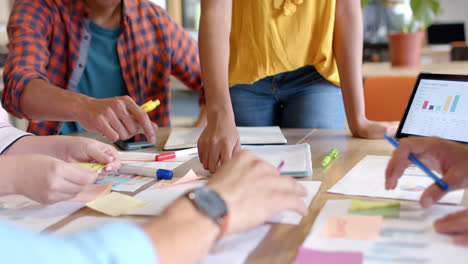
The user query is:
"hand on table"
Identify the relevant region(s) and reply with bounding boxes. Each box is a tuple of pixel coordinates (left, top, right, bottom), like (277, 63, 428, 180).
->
(385, 137, 468, 208)
(7, 155, 99, 204)
(77, 96, 156, 144)
(198, 117, 240, 173)
(207, 150, 308, 235)
(352, 119, 399, 139)
(435, 209, 468, 246)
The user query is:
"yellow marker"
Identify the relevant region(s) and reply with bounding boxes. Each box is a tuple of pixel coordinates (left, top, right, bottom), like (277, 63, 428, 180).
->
(140, 99, 160, 113)
(73, 163, 106, 173)
(101, 99, 160, 138)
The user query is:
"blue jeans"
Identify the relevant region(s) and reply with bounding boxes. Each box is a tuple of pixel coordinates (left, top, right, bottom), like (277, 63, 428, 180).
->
(229, 66, 345, 128)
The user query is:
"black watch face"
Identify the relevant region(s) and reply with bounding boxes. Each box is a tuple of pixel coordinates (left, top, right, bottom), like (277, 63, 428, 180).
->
(193, 187, 227, 219)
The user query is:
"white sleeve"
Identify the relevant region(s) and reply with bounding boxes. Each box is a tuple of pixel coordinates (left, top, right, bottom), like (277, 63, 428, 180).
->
(0, 126, 32, 154)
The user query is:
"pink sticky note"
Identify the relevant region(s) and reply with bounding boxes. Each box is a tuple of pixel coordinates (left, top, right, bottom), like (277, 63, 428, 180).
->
(69, 180, 114, 202)
(320, 215, 383, 240)
(294, 247, 363, 264)
(154, 169, 202, 188)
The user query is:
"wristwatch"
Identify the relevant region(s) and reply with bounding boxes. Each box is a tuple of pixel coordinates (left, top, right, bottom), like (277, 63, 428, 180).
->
(186, 186, 229, 240)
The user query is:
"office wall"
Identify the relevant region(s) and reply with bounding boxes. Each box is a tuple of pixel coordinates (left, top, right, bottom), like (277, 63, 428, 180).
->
(437, 0, 468, 37)
(0, 0, 14, 24)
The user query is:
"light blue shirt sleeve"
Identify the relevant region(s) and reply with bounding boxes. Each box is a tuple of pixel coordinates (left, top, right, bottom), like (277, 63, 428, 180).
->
(0, 220, 159, 264)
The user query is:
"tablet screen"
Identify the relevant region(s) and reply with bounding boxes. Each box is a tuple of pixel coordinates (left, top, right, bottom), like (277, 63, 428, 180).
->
(399, 76, 468, 143)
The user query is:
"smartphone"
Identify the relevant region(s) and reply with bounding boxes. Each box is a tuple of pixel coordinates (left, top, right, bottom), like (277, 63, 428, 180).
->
(114, 134, 155, 150)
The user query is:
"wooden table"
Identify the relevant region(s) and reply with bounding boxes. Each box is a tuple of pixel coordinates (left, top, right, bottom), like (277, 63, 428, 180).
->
(50, 128, 468, 264)
(363, 61, 468, 78)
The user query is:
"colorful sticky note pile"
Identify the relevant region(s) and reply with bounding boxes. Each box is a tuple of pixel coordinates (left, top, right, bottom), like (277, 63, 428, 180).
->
(154, 169, 203, 188)
(320, 215, 383, 240)
(86, 192, 149, 216)
(348, 199, 400, 217)
(69, 180, 113, 203)
(294, 247, 363, 264)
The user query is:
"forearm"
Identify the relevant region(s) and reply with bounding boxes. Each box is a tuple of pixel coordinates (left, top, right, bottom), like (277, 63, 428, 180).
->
(333, 0, 366, 136)
(0, 220, 158, 264)
(0, 157, 18, 195)
(20, 78, 91, 121)
(144, 198, 218, 264)
(199, 0, 234, 119)
(3, 135, 69, 158)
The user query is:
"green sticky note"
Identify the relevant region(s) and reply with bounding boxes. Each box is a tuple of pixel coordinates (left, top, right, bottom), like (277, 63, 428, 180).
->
(348, 199, 400, 217)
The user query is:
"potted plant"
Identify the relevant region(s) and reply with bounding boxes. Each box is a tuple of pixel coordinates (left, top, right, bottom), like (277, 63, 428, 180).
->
(362, 0, 441, 67)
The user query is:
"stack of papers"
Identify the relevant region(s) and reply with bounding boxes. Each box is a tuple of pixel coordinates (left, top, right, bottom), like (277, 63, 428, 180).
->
(300, 199, 468, 264)
(179, 144, 313, 178)
(163, 126, 287, 150)
(243, 144, 312, 177)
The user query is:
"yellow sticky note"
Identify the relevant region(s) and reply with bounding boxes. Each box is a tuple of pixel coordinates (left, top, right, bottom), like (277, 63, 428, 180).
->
(86, 192, 148, 216)
(320, 215, 383, 240)
(73, 163, 106, 173)
(348, 200, 400, 212)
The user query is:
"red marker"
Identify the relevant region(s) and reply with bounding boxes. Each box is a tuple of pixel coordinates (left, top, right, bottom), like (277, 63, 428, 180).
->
(155, 148, 198, 161)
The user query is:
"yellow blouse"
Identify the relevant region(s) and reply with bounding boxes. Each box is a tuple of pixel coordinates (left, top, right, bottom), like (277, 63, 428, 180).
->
(229, 0, 340, 87)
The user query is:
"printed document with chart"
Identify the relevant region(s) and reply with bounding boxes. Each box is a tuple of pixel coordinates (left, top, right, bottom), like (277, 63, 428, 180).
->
(328, 155, 464, 204)
(299, 199, 468, 264)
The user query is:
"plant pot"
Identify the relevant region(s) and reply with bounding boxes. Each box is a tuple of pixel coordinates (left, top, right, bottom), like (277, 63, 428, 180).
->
(387, 31, 424, 67)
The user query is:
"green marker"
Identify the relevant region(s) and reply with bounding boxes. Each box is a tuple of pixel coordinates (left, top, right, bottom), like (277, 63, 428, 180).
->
(321, 148, 339, 167)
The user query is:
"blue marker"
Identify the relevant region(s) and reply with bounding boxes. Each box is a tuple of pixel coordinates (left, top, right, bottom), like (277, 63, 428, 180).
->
(384, 134, 450, 191)
(119, 165, 173, 180)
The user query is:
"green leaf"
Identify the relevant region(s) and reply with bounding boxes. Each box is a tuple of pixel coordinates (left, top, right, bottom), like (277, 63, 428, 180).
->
(410, 0, 441, 31)
(361, 0, 372, 8)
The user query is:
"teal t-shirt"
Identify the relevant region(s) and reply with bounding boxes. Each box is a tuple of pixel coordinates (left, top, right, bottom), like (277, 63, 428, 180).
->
(61, 21, 127, 134)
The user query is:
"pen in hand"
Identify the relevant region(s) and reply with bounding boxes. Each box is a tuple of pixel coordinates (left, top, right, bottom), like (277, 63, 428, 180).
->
(277, 161, 285, 172)
(383, 134, 450, 191)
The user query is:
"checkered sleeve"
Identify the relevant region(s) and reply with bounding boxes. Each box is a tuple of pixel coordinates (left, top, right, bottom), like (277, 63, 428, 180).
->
(1, 0, 52, 118)
(158, 8, 205, 106)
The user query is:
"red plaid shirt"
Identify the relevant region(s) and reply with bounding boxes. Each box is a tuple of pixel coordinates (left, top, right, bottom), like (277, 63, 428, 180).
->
(2, 0, 204, 135)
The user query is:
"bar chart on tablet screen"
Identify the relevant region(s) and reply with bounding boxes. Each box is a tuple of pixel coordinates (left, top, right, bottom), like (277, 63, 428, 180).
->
(402, 79, 468, 142)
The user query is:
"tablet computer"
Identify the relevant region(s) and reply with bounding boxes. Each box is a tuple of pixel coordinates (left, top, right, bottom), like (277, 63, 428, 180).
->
(396, 73, 468, 143)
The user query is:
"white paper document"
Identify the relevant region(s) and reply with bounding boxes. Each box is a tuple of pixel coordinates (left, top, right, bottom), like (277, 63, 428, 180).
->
(56, 216, 269, 264)
(131, 180, 320, 226)
(55, 216, 143, 236)
(328, 155, 464, 204)
(302, 199, 468, 264)
(0, 195, 84, 231)
(201, 225, 271, 264)
(269, 181, 321, 225)
(131, 181, 206, 215)
(163, 126, 287, 150)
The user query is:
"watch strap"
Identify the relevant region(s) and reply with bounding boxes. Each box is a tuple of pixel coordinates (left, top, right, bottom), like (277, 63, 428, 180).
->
(186, 187, 229, 240)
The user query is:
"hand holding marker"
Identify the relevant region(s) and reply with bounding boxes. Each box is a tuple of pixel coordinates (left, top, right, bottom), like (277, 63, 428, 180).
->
(102, 99, 160, 138)
(383, 133, 450, 191)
